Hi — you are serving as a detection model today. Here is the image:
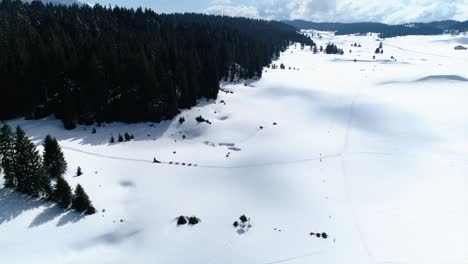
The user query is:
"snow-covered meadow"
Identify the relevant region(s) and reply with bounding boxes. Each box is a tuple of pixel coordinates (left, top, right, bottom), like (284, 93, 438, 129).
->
(1, 32, 467, 264)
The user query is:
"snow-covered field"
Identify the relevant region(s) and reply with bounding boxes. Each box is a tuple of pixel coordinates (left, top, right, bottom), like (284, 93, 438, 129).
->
(1, 32, 467, 264)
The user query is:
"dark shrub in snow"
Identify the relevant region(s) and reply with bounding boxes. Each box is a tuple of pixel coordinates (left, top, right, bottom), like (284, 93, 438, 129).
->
(239, 214, 248, 223)
(177, 216, 187, 226)
(188, 216, 200, 225)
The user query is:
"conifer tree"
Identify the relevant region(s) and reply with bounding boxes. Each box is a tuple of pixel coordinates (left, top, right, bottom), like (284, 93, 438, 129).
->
(110, 136, 115, 143)
(124, 132, 131, 142)
(0, 124, 15, 188)
(43, 135, 67, 178)
(118, 134, 124, 142)
(53, 176, 72, 208)
(76, 166, 82, 176)
(13, 126, 50, 197)
(72, 184, 96, 215)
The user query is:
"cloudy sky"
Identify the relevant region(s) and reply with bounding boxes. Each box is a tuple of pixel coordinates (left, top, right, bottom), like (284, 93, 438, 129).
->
(89, 0, 467, 24)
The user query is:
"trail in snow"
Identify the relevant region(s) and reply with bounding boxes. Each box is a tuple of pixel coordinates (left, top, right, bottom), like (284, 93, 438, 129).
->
(62, 146, 342, 169)
(260, 250, 325, 264)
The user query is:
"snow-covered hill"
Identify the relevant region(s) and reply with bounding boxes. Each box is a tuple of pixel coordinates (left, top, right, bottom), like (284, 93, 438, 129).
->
(1, 33, 467, 264)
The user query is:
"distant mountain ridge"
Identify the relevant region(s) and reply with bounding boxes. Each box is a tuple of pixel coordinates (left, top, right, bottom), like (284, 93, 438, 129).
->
(282, 20, 468, 38)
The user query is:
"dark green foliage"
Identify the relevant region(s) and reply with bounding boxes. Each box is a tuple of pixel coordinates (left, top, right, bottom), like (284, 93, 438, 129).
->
(178, 117, 185, 124)
(76, 166, 82, 176)
(0, 124, 15, 188)
(13, 126, 50, 197)
(118, 134, 124, 142)
(188, 216, 200, 225)
(176, 216, 187, 226)
(72, 184, 96, 214)
(0, 1, 312, 126)
(124, 132, 131, 142)
(239, 214, 248, 223)
(110, 136, 115, 143)
(324, 44, 344, 55)
(0, 124, 95, 213)
(43, 135, 67, 178)
(53, 176, 72, 208)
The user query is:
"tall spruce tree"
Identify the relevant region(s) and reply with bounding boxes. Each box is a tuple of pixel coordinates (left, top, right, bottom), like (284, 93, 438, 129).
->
(13, 126, 51, 197)
(0, 124, 15, 188)
(43, 135, 67, 178)
(72, 184, 96, 215)
(53, 176, 72, 208)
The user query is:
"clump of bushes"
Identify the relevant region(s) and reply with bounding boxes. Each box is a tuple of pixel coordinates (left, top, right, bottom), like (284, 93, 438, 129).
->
(195, 116, 211, 124)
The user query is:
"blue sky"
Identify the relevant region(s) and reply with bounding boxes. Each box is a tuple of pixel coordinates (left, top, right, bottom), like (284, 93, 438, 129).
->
(88, 0, 468, 24)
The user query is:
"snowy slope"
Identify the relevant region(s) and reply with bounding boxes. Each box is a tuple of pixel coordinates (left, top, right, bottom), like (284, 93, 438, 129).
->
(1, 32, 467, 264)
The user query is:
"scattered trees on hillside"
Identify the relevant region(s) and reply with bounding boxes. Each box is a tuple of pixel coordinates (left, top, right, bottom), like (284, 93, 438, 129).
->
(0, 123, 95, 215)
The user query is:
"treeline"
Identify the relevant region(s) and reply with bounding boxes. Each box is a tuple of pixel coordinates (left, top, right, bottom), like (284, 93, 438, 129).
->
(0, 123, 95, 214)
(284, 20, 468, 38)
(0, 0, 313, 128)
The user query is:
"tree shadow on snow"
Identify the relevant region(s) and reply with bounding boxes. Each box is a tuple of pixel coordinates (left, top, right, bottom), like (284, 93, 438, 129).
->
(29, 206, 66, 228)
(56, 210, 85, 227)
(6, 117, 173, 147)
(0, 188, 44, 225)
(72, 229, 141, 250)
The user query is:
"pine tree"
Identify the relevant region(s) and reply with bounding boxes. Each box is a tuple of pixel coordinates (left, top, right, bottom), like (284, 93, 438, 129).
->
(53, 176, 72, 208)
(0, 124, 15, 188)
(13, 126, 50, 197)
(110, 136, 115, 143)
(118, 134, 124, 142)
(43, 135, 67, 178)
(76, 166, 82, 176)
(124, 132, 131, 142)
(72, 184, 96, 214)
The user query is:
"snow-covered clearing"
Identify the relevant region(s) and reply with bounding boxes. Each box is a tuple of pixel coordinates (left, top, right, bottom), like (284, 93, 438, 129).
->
(1, 32, 467, 264)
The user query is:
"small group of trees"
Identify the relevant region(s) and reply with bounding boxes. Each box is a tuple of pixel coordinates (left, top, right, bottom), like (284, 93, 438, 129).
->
(110, 133, 134, 143)
(0, 124, 95, 215)
(324, 44, 344, 55)
(375, 42, 384, 54)
(351, 42, 362, 47)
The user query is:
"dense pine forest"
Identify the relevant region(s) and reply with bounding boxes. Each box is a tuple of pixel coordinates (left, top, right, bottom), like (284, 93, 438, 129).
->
(0, 0, 313, 129)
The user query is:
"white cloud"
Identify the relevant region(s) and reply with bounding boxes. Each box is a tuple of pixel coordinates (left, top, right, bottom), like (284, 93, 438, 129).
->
(203, 0, 468, 23)
(210, 0, 232, 5)
(204, 4, 259, 18)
